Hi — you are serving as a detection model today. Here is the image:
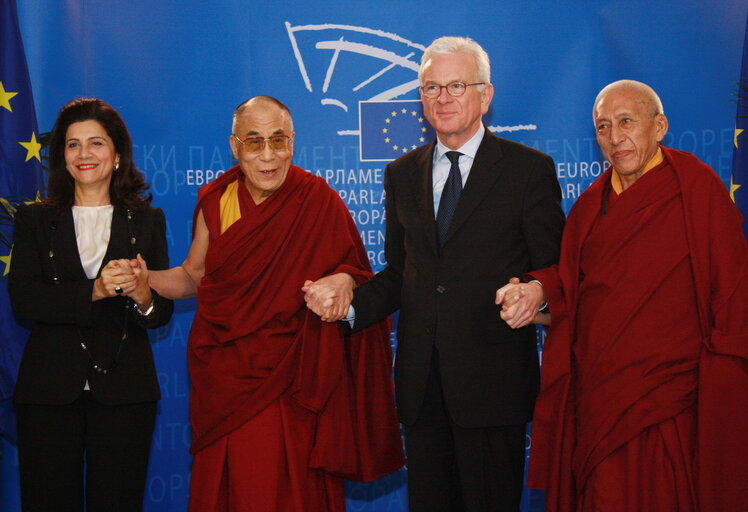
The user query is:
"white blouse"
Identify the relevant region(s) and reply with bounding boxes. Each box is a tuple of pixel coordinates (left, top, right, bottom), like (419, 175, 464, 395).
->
(72, 205, 113, 279)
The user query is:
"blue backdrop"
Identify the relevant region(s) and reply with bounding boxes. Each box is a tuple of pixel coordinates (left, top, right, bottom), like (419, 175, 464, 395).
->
(1, 1, 746, 510)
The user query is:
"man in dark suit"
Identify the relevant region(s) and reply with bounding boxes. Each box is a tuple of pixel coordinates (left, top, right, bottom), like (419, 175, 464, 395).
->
(303, 36, 564, 511)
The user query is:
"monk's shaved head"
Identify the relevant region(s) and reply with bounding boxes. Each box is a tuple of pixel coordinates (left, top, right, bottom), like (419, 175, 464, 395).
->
(592, 79, 668, 190)
(232, 96, 293, 134)
(593, 80, 664, 121)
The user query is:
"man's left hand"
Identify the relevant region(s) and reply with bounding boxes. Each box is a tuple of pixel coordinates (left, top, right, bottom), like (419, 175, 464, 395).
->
(495, 278, 545, 329)
(302, 273, 355, 322)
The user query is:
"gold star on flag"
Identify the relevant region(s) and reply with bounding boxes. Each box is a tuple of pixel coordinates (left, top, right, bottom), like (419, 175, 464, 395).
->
(730, 174, 741, 203)
(393, 145, 398, 150)
(391, 111, 396, 116)
(411, 111, 417, 116)
(736, 126, 744, 148)
(19, 132, 42, 162)
(382, 128, 388, 134)
(384, 138, 390, 143)
(0, 247, 12, 276)
(385, 118, 391, 123)
(25, 191, 42, 205)
(0, 82, 18, 112)
(401, 108, 407, 114)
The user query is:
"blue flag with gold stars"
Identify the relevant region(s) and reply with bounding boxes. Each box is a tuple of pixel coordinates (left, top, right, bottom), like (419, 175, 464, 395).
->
(0, 0, 45, 443)
(359, 100, 436, 161)
(733, 12, 748, 240)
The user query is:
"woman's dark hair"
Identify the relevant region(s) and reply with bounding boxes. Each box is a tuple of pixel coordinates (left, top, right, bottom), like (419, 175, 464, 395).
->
(46, 98, 151, 209)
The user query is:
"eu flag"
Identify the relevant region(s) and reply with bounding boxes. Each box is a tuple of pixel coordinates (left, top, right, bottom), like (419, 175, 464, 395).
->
(0, 0, 45, 443)
(733, 12, 748, 240)
(359, 100, 435, 161)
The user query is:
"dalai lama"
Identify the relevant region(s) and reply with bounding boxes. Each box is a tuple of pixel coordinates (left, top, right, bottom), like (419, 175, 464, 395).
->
(147, 96, 404, 511)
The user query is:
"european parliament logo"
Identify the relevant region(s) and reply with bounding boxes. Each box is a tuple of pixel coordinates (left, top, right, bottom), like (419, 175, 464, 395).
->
(360, 100, 435, 161)
(284, 21, 535, 162)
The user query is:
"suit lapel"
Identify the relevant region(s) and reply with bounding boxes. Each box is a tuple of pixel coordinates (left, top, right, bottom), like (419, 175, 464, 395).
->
(443, 130, 505, 247)
(49, 207, 89, 281)
(100, 206, 129, 275)
(409, 141, 439, 255)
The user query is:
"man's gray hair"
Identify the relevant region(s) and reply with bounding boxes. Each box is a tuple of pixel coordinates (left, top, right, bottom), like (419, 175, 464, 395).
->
(232, 96, 293, 134)
(419, 36, 491, 85)
(593, 80, 665, 120)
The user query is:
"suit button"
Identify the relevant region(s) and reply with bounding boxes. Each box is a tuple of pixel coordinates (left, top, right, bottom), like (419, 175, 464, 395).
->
(436, 285, 445, 294)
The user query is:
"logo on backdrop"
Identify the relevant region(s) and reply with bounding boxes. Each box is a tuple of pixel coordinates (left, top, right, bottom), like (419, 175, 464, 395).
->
(285, 22, 537, 161)
(359, 100, 434, 161)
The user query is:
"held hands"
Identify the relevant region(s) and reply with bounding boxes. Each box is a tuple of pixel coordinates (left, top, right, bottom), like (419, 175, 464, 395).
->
(495, 278, 548, 329)
(95, 259, 137, 300)
(93, 254, 152, 309)
(302, 273, 355, 322)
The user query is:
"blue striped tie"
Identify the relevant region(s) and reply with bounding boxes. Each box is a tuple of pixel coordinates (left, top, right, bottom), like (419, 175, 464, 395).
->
(436, 151, 463, 250)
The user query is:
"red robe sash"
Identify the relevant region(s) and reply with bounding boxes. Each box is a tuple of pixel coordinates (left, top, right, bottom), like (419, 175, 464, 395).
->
(527, 147, 748, 511)
(188, 165, 405, 481)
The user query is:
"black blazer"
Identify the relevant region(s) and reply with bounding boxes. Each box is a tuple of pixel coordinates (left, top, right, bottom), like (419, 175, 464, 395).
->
(9, 202, 173, 405)
(351, 129, 564, 427)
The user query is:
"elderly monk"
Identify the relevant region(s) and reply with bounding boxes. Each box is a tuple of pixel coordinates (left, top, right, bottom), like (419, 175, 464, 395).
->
(496, 80, 748, 511)
(149, 96, 404, 512)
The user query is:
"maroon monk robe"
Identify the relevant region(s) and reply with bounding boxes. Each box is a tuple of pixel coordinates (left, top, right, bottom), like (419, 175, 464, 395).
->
(187, 165, 404, 503)
(527, 146, 748, 511)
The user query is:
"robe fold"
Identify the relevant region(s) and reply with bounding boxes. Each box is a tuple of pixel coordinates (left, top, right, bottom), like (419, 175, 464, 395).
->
(527, 146, 748, 511)
(187, 165, 404, 510)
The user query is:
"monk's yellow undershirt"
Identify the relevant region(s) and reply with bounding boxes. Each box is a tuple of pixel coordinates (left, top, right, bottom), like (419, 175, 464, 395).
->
(218, 179, 241, 234)
(611, 147, 663, 195)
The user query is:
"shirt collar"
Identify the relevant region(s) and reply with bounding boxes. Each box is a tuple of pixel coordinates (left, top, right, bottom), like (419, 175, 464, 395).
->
(434, 124, 485, 163)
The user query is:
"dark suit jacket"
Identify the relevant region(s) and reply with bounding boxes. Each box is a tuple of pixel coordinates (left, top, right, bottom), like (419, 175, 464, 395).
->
(351, 129, 564, 427)
(9, 202, 173, 405)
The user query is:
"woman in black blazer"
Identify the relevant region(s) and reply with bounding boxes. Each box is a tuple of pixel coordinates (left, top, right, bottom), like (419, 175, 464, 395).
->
(8, 98, 173, 511)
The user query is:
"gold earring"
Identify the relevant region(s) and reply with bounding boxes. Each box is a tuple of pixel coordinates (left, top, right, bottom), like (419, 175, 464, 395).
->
(114, 162, 120, 171)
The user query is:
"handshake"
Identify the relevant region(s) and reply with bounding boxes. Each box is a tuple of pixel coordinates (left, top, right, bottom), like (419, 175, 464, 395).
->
(93, 254, 153, 310)
(301, 273, 356, 322)
(301, 273, 550, 328)
(494, 278, 550, 328)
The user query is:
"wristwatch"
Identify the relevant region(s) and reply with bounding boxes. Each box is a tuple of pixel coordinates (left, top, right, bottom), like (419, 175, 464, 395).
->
(134, 299, 155, 317)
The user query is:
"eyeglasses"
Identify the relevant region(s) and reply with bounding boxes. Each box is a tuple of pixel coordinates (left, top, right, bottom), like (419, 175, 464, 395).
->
(233, 134, 291, 153)
(420, 81, 485, 98)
